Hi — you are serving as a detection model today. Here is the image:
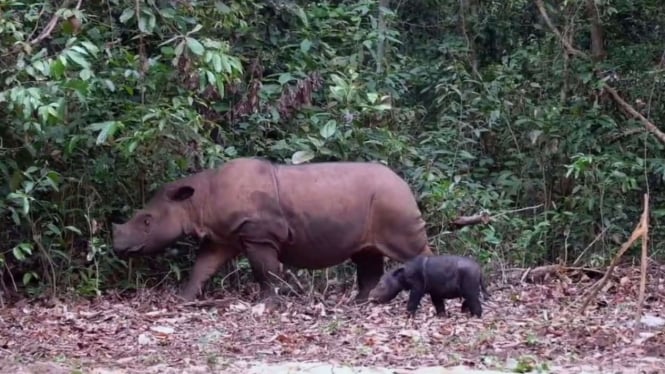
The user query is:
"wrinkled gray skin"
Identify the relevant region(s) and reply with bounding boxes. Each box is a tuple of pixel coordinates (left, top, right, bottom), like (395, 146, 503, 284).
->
(111, 157, 432, 307)
(368, 254, 489, 318)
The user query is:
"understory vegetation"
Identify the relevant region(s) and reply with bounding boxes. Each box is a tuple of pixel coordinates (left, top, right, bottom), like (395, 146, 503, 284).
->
(2, 0, 665, 299)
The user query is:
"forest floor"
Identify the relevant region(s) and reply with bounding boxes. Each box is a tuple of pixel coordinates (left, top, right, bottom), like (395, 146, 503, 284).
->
(2, 263, 665, 374)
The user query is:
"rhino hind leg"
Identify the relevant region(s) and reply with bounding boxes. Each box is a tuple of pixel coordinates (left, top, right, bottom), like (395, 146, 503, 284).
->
(179, 241, 238, 301)
(431, 294, 447, 316)
(351, 250, 384, 303)
(461, 288, 483, 318)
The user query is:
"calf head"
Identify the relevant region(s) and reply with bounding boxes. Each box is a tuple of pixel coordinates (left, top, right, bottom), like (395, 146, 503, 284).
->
(112, 184, 196, 256)
(368, 267, 407, 303)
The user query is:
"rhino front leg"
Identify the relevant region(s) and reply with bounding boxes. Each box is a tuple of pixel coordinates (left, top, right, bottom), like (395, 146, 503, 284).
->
(179, 241, 239, 301)
(244, 242, 283, 307)
(351, 251, 384, 303)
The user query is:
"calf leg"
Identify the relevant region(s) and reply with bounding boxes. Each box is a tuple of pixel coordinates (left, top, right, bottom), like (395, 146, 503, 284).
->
(461, 299, 469, 313)
(431, 294, 447, 317)
(406, 288, 425, 317)
(179, 241, 239, 301)
(461, 291, 482, 318)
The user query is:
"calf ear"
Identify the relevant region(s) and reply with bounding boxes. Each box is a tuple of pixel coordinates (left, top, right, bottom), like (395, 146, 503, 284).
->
(392, 267, 405, 280)
(166, 185, 195, 202)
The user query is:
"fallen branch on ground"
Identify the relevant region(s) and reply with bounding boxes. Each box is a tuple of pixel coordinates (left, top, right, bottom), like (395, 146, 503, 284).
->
(450, 204, 543, 229)
(450, 212, 491, 228)
(520, 264, 607, 284)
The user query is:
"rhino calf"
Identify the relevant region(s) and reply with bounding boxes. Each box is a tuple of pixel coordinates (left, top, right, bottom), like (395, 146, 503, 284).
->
(368, 254, 489, 318)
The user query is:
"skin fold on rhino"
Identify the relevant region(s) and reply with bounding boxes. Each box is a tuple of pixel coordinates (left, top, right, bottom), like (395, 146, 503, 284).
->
(111, 157, 432, 305)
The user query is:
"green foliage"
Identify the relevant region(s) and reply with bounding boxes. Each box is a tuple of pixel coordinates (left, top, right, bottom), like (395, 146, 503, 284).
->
(2, 0, 665, 298)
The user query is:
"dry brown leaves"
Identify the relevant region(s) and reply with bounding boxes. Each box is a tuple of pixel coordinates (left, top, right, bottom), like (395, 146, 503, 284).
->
(1, 264, 664, 373)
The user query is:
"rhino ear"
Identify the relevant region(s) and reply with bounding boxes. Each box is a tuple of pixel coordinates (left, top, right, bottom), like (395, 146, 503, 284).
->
(166, 185, 195, 202)
(392, 267, 405, 279)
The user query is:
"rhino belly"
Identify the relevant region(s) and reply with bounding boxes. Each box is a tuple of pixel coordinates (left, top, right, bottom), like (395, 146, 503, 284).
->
(278, 213, 367, 269)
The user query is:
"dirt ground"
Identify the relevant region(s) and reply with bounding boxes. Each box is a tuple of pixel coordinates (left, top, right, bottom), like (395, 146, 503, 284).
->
(1, 264, 665, 373)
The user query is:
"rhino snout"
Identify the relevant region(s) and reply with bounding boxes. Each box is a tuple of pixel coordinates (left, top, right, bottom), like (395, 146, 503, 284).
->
(111, 223, 145, 254)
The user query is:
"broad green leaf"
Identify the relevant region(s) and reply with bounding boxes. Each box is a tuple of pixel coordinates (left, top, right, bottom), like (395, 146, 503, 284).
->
(88, 121, 123, 145)
(291, 150, 315, 165)
(212, 54, 222, 72)
(215, 2, 232, 13)
(300, 39, 312, 53)
(79, 68, 92, 80)
(278, 73, 294, 85)
(190, 24, 203, 34)
(66, 50, 90, 69)
(138, 16, 147, 33)
(119, 8, 134, 23)
(186, 37, 205, 55)
(320, 120, 337, 139)
(65, 226, 82, 235)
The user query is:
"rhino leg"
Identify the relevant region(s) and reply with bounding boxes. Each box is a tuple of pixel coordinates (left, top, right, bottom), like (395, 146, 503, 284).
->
(431, 294, 447, 317)
(351, 251, 384, 303)
(179, 241, 239, 301)
(244, 242, 283, 307)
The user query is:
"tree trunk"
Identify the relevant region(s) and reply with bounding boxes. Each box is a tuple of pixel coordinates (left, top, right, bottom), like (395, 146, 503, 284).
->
(586, 0, 605, 61)
(376, 0, 390, 74)
(459, 0, 479, 76)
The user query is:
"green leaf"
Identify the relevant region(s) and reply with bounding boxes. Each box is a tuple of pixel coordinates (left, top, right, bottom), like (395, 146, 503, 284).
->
(367, 92, 378, 104)
(23, 272, 34, 285)
(291, 150, 315, 165)
(119, 8, 134, 23)
(79, 68, 92, 80)
(186, 37, 205, 55)
(65, 226, 82, 235)
(215, 2, 232, 13)
(212, 54, 222, 73)
(66, 50, 90, 69)
(300, 39, 312, 53)
(278, 73, 294, 85)
(51, 59, 65, 78)
(190, 24, 203, 34)
(138, 16, 148, 33)
(47, 223, 62, 236)
(88, 121, 123, 145)
(320, 120, 337, 139)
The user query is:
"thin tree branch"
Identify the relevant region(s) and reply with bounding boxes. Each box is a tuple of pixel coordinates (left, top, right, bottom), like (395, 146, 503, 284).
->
(28, 0, 82, 45)
(534, 0, 588, 59)
(603, 86, 665, 144)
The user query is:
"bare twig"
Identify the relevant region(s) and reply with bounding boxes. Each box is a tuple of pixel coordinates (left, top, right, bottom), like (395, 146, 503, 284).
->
(449, 204, 544, 229)
(534, 0, 588, 59)
(573, 227, 609, 266)
(603, 86, 665, 145)
(450, 212, 491, 228)
(28, 0, 82, 46)
(634, 194, 649, 338)
(579, 194, 649, 317)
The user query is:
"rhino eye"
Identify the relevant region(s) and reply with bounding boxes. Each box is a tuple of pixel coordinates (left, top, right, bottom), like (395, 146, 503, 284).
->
(144, 216, 151, 226)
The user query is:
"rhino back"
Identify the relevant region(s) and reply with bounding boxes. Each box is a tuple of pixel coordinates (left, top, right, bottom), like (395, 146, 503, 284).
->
(273, 162, 418, 267)
(200, 158, 289, 243)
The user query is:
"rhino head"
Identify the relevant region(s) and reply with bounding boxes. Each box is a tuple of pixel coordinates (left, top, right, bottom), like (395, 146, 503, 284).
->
(112, 184, 196, 256)
(368, 266, 407, 303)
